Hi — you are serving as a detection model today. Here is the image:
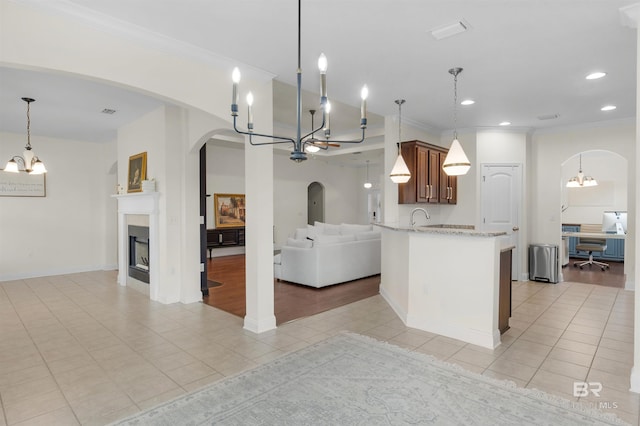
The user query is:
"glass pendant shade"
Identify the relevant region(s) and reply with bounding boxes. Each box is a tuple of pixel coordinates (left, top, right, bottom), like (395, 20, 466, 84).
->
(4, 159, 19, 173)
(390, 153, 411, 183)
(442, 138, 471, 176)
(31, 159, 47, 174)
(305, 144, 320, 153)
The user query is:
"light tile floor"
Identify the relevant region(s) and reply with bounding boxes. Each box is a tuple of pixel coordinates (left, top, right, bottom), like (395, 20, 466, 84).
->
(0, 271, 637, 425)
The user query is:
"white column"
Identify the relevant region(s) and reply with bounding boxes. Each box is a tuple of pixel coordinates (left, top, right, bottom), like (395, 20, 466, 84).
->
(243, 82, 276, 333)
(621, 3, 640, 394)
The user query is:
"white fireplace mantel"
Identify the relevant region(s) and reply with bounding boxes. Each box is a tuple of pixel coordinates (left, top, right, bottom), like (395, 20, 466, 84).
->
(112, 192, 160, 301)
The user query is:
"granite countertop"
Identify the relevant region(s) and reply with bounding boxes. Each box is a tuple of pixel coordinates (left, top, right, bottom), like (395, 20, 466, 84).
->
(374, 223, 507, 238)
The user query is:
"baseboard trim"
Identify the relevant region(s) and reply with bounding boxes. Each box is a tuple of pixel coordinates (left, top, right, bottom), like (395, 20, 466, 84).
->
(244, 315, 277, 334)
(0, 265, 112, 282)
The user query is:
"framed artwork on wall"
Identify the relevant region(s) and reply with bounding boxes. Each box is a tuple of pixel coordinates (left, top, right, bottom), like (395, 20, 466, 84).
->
(0, 171, 46, 197)
(214, 193, 246, 228)
(127, 152, 147, 193)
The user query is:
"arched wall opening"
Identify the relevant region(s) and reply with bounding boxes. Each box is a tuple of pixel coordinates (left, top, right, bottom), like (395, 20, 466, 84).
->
(560, 149, 629, 283)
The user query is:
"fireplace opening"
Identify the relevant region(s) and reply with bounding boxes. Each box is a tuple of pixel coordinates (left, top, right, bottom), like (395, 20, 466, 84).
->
(128, 225, 150, 283)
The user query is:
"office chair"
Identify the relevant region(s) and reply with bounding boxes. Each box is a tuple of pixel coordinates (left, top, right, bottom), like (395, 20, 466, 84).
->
(573, 224, 609, 271)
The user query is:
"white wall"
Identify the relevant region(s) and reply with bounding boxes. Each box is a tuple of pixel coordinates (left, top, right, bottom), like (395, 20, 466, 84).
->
(206, 142, 368, 248)
(530, 120, 636, 288)
(561, 151, 628, 225)
(0, 132, 117, 280)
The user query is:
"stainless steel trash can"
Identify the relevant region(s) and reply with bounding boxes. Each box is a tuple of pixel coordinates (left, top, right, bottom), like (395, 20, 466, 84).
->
(529, 244, 559, 283)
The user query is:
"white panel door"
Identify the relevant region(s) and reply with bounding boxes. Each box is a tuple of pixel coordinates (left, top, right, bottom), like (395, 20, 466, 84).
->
(481, 164, 522, 280)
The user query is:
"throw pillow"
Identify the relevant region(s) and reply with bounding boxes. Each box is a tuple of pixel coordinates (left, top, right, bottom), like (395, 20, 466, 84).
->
(315, 221, 340, 235)
(307, 224, 320, 240)
(294, 227, 308, 240)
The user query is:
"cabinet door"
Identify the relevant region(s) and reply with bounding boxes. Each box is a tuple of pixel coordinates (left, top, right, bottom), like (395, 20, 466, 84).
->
(427, 149, 439, 203)
(562, 225, 579, 256)
(416, 146, 430, 202)
(448, 175, 457, 204)
(219, 229, 238, 246)
(438, 152, 457, 204)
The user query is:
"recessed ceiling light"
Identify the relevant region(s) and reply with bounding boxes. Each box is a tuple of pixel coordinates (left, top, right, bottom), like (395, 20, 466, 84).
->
(586, 72, 607, 80)
(460, 99, 475, 106)
(499, 121, 511, 126)
(601, 105, 616, 111)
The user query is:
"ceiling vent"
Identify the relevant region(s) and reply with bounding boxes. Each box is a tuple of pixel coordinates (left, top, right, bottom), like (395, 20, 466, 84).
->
(537, 113, 559, 120)
(430, 20, 470, 40)
(101, 108, 117, 114)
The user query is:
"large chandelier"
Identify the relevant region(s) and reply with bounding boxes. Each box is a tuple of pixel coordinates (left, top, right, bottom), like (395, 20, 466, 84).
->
(4, 97, 47, 174)
(230, 0, 369, 162)
(442, 67, 470, 176)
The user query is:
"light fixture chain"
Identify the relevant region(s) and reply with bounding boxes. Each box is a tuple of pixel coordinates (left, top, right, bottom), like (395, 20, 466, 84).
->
(26, 100, 32, 149)
(453, 71, 458, 140)
(395, 99, 405, 154)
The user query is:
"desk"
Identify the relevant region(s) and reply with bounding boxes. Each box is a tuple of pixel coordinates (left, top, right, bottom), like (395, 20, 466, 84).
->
(562, 231, 626, 262)
(562, 231, 626, 240)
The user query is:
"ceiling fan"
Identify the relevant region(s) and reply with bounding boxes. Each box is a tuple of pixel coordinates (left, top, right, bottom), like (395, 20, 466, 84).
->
(305, 109, 340, 153)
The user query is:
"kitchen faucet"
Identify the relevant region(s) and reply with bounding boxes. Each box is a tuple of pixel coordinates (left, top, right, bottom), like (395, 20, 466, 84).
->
(410, 207, 430, 226)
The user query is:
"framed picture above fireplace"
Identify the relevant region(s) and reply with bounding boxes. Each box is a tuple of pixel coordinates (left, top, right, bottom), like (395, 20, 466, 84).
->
(214, 193, 246, 228)
(127, 152, 147, 193)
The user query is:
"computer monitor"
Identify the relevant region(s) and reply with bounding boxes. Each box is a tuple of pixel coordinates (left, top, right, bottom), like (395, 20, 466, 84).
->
(602, 211, 627, 234)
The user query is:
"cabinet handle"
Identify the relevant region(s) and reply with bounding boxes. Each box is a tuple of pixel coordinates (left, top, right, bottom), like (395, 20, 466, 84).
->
(429, 185, 433, 199)
(218, 234, 222, 243)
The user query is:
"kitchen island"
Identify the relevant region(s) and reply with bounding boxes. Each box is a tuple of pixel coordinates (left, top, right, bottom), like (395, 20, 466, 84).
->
(376, 223, 511, 349)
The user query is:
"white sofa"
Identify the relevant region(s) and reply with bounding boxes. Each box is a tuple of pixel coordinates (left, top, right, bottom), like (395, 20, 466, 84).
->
(274, 222, 381, 288)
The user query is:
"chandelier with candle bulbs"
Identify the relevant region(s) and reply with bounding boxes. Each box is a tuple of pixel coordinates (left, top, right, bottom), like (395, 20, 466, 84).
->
(230, 0, 369, 162)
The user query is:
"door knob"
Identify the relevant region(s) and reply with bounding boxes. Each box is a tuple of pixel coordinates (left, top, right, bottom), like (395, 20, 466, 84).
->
(512, 226, 519, 231)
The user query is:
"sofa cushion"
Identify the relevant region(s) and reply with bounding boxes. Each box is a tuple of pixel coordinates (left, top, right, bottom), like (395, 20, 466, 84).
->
(355, 230, 381, 241)
(314, 234, 356, 246)
(306, 225, 320, 240)
(314, 221, 340, 235)
(340, 223, 373, 235)
(286, 237, 313, 249)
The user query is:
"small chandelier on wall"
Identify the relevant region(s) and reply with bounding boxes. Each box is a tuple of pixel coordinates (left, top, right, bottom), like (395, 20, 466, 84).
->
(3, 97, 47, 174)
(566, 154, 597, 187)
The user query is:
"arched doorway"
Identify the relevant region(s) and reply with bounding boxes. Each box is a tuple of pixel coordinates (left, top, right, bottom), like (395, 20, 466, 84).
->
(308, 182, 325, 225)
(560, 150, 628, 286)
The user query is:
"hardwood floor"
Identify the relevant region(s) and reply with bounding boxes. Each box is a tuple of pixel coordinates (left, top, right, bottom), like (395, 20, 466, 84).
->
(562, 257, 625, 288)
(203, 254, 380, 325)
(203, 254, 624, 326)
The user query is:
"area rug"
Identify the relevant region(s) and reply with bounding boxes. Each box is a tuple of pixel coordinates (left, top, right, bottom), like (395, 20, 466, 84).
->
(112, 333, 627, 425)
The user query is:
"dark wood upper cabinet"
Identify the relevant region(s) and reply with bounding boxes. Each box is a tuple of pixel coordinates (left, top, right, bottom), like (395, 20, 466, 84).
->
(398, 140, 457, 205)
